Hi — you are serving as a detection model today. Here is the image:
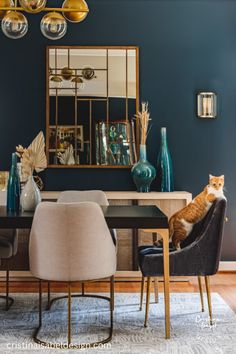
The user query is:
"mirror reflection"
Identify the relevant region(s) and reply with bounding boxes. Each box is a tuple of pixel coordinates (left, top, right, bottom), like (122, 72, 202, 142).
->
(47, 46, 139, 168)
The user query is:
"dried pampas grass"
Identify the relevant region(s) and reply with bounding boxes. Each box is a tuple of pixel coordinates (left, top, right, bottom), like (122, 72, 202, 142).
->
(135, 102, 152, 145)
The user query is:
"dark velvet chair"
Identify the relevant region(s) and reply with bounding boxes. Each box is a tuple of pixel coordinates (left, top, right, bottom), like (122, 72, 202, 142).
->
(138, 198, 227, 327)
(0, 230, 18, 310)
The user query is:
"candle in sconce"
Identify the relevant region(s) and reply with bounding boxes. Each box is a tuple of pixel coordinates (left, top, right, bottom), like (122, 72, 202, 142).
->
(197, 92, 217, 118)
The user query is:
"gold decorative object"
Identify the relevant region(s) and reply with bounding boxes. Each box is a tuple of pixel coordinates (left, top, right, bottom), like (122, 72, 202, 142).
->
(62, 0, 88, 23)
(0, 0, 89, 39)
(197, 92, 217, 118)
(82, 67, 96, 80)
(61, 66, 74, 80)
(19, 0, 46, 13)
(50, 75, 62, 89)
(0, 0, 12, 19)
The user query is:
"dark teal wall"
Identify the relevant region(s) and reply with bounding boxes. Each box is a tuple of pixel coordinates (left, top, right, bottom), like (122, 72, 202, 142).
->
(0, 0, 235, 260)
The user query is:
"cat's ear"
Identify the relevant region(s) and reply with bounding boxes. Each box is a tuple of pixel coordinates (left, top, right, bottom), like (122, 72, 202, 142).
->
(209, 174, 213, 181)
(220, 175, 225, 180)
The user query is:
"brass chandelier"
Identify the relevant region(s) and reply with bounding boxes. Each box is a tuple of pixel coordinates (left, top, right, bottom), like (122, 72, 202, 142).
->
(0, 0, 89, 40)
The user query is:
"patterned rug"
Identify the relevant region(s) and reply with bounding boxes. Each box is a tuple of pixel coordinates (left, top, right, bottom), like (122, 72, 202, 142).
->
(0, 292, 235, 354)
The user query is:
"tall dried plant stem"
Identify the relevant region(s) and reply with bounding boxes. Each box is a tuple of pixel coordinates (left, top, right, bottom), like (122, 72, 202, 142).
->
(135, 102, 151, 145)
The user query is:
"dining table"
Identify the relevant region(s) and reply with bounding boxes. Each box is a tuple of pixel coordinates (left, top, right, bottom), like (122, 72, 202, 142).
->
(0, 204, 171, 339)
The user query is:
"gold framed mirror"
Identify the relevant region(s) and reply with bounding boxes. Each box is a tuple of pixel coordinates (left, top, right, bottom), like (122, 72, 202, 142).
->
(46, 46, 139, 168)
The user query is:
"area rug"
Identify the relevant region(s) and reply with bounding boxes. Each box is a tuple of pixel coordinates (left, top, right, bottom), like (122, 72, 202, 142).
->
(0, 292, 235, 354)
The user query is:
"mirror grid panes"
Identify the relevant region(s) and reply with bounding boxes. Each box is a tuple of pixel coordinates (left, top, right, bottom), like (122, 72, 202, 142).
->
(47, 46, 139, 168)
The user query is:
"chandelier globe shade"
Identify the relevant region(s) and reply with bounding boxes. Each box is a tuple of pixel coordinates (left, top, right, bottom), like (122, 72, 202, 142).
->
(41, 12, 67, 40)
(1, 11, 28, 39)
(19, 0, 47, 13)
(0, 0, 13, 20)
(62, 0, 88, 23)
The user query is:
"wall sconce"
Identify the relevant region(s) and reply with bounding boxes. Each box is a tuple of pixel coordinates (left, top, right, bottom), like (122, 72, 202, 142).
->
(197, 92, 217, 118)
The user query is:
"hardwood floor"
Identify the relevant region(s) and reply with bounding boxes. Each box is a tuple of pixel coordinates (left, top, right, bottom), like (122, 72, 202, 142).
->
(0, 273, 236, 313)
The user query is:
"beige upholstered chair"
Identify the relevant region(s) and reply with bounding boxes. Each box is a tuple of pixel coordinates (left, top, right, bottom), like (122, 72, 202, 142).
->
(57, 190, 109, 206)
(54, 190, 117, 306)
(29, 201, 116, 349)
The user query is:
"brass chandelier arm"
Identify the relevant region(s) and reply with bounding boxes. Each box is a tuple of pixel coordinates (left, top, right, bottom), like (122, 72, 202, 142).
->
(0, 7, 89, 12)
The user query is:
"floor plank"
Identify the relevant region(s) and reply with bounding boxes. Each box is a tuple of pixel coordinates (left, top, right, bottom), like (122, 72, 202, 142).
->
(0, 273, 236, 313)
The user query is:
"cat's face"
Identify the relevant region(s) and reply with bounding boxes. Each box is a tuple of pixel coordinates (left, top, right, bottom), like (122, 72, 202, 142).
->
(209, 174, 224, 190)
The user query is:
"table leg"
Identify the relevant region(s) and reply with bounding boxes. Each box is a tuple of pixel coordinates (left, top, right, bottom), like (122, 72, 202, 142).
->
(158, 228, 170, 339)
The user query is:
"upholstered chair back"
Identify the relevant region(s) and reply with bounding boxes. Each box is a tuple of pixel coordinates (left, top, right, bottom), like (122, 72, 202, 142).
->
(29, 202, 116, 282)
(57, 190, 109, 206)
(57, 190, 117, 246)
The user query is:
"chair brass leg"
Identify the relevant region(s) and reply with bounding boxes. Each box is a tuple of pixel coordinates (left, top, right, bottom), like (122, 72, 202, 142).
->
(47, 281, 51, 310)
(153, 278, 159, 303)
(33, 278, 114, 348)
(140, 276, 145, 311)
(110, 276, 114, 334)
(144, 277, 151, 328)
(110, 276, 114, 313)
(39, 280, 42, 327)
(6, 266, 9, 311)
(197, 276, 204, 312)
(0, 259, 14, 311)
(68, 282, 71, 346)
(205, 276, 213, 325)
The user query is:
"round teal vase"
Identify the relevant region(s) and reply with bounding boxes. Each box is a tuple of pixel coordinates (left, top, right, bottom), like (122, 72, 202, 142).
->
(131, 145, 156, 192)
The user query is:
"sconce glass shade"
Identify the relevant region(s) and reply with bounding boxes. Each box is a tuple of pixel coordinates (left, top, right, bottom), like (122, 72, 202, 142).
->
(0, 0, 13, 20)
(40, 12, 67, 40)
(19, 0, 47, 13)
(1, 11, 28, 39)
(197, 92, 217, 118)
(62, 0, 88, 23)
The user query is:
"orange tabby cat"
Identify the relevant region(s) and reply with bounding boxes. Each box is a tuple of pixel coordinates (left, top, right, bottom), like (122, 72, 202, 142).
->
(169, 175, 225, 250)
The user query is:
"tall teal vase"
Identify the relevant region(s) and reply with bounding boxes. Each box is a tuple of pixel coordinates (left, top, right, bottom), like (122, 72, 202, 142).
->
(157, 127, 174, 192)
(7, 153, 21, 212)
(131, 145, 156, 192)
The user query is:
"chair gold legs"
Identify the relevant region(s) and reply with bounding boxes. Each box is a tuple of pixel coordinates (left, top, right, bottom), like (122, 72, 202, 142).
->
(197, 276, 204, 312)
(140, 276, 145, 311)
(68, 282, 71, 346)
(205, 276, 213, 325)
(33, 276, 114, 349)
(46, 281, 51, 310)
(0, 260, 14, 311)
(144, 277, 151, 327)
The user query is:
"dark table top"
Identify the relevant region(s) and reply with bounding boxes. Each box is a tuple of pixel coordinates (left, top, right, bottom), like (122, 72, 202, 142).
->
(0, 205, 168, 229)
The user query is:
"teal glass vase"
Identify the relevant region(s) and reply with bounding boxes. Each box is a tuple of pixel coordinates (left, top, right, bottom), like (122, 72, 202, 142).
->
(7, 153, 21, 212)
(157, 127, 174, 192)
(131, 145, 156, 192)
